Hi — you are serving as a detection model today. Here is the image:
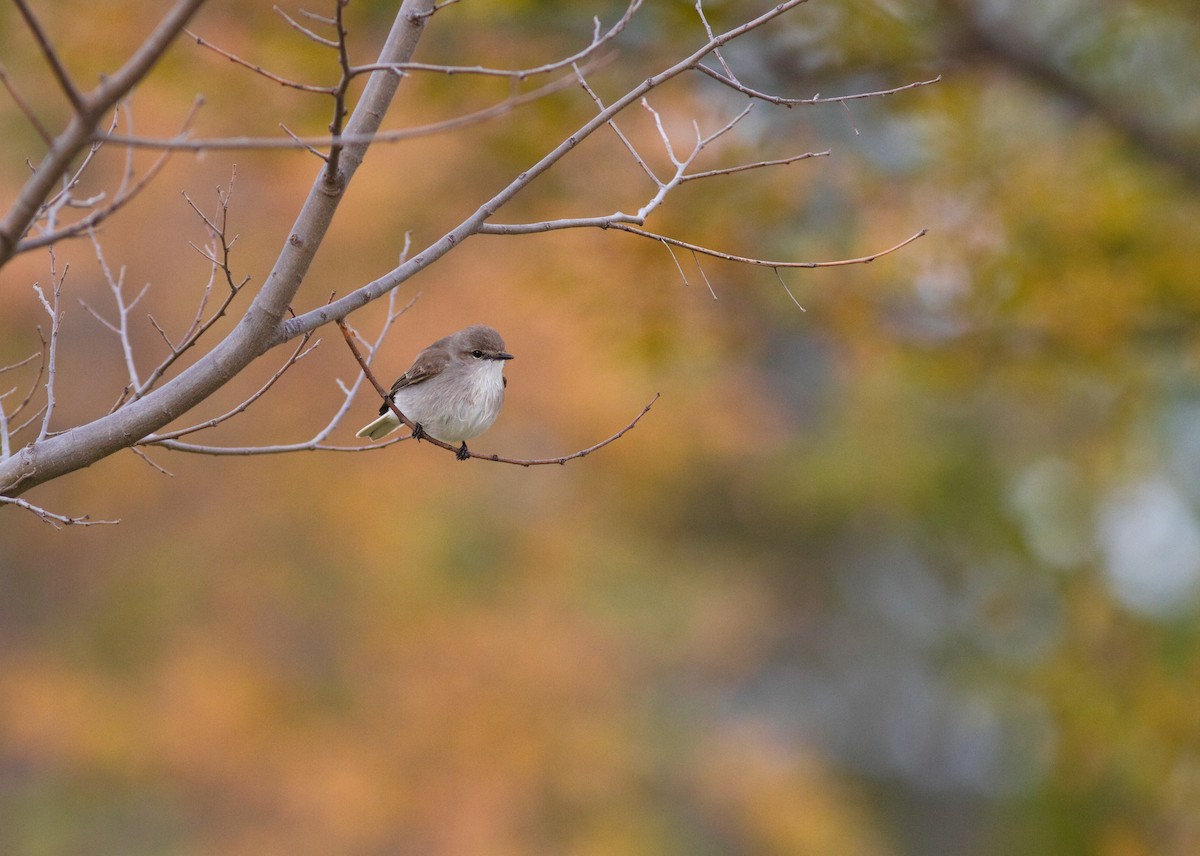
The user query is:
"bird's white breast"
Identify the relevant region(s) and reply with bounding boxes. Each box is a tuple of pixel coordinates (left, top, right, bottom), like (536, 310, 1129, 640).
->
(393, 360, 506, 443)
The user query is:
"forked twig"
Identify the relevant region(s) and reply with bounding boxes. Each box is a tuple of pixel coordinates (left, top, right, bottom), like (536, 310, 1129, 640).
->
(356, 0, 640, 81)
(0, 495, 119, 527)
(144, 333, 318, 441)
(95, 67, 590, 152)
(184, 28, 337, 94)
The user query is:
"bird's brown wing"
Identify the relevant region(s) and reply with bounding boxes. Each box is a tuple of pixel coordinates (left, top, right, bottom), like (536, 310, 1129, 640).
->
(377, 347, 449, 414)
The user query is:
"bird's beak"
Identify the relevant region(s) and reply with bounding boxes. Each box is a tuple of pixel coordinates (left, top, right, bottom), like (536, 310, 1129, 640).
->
(497, 351, 514, 360)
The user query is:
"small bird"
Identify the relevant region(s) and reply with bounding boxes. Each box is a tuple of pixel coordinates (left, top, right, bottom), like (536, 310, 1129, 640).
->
(356, 324, 513, 460)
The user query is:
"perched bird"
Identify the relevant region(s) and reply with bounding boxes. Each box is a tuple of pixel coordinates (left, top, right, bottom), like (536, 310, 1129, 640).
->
(356, 324, 513, 460)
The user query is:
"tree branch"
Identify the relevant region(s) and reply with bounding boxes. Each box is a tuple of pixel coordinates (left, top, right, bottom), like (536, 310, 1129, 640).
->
(280, 0, 816, 340)
(12, 0, 85, 111)
(0, 495, 118, 528)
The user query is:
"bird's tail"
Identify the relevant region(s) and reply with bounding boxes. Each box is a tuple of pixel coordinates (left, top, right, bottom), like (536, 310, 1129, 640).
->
(355, 412, 402, 440)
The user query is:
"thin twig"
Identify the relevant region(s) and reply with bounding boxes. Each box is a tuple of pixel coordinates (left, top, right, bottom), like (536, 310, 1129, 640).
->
(0, 495, 119, 527)
(618, 225, 929, 269)
(697, 66, 943, 107)
(355, 0, 640, 81)
(133, 170, 247, 400)
(183, 28, 337, 93)
(480, 219, 929, 269)
(129, 445, 175, 476)
(274, 4, 339, 47)
(681, 150, 829, 182)
(94, 69, 589, 151)
(12, 0, 85, 111)
(0, 0, 207, 268)
(773, 266, 805, 311)
(33, 249, 66, 442)
(0, 352, 41, 375)
(143, 334, 317, 441)
(8, 334, 46, 425)
(0, 64, 53, 144)
(691, 250, 718, 300)
(325, 0, 354, 183)
(574, 64, 659, 185)
(694, 0, 736, 84)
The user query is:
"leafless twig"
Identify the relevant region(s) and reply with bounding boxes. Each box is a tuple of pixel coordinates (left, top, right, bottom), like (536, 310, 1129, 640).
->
(697, 66, 943, 108)
(32, 249, 67, 442)
(275, 4, 340, 48)
(130, 170, 250, 402)
(12, 0, 85, 111)
(80, 227, 149, 394)
(355, 0, 640, 81)
(14, 100, 195, 253)
(183, 28, 337, 94)
(0, 0, 207, 268)
(0, 495, 119, 528)
(141, 277, 419, 456)
(0, 64, 53, 144)
(144, 333, 318, 441)
(93, 67, 590, 152)
(0, 336, 48, 447)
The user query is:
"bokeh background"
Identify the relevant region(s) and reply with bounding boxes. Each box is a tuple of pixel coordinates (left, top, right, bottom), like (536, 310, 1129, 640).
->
(2, 0, 1200, 853)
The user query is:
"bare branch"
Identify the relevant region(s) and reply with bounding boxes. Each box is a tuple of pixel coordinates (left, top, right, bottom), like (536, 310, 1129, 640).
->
(143, 334, 317, 442)
(12, 0, 85, 111)
(0, 495, 119, 528)
(4, 335, 47, 431)
(481, 219, 928, 267)
(325, 0, 355, 184)
(573, 63, 659, 185)
(298, 9, 337, 26)
(311, 285, 418, 446)
(1, 0, 932, 503)
(32, 251, 67, 442)
(133, 172, 248, 400)
(691, 249, 718, 300)
(183, 28, 337, 93)
(697, 66, 943, 107)
(14, 99, 199, 253)
(618, 224, 930, 268)
(94, 69, 586, 152)
(681, 150, 829, 182)
(142, 289, 419, 458)
(128, 445, 174, 477)
(283, 0, 816, 340)
(661, 239, 690, 287)
(355, 0, 641, 81)
(773, 267, 806, 312)
(0, 391, 11, 460)
(147, 436, 407, 456)
(694, 0, 736, 84)
(83, 228, 146, 392)
(0, 64, 53, 144)
(279, 123, 329, 162)
(0, 351, 42, 376)
(275, 4, 340, 48)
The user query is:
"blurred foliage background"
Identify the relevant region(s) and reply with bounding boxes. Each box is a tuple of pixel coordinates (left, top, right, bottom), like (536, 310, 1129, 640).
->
(2, 0, 1200, 853)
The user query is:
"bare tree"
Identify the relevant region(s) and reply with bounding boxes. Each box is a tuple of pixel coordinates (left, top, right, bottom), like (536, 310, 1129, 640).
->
(0, 0, 933, 525)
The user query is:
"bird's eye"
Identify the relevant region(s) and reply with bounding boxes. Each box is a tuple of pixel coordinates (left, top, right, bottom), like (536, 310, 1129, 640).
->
(471, 349, 484, 359)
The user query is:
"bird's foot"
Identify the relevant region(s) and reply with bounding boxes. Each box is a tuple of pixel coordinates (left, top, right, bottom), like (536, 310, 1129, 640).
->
(411, 423, 426, 441)
(456, 442, 471, 461)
